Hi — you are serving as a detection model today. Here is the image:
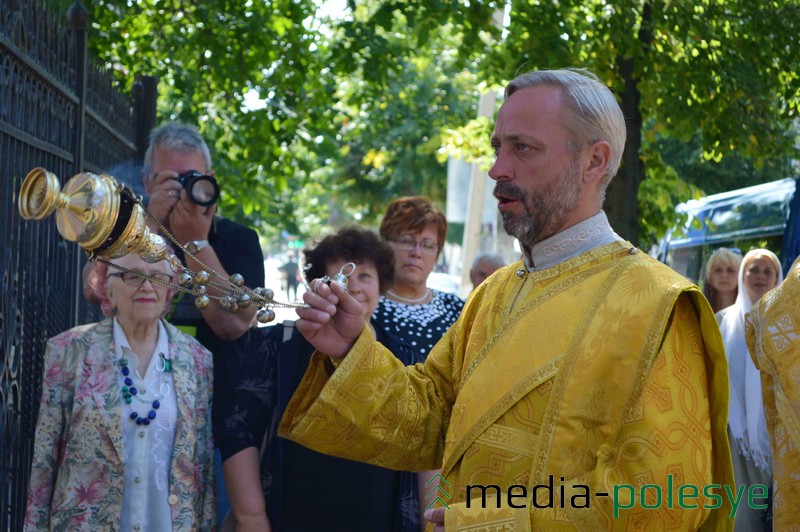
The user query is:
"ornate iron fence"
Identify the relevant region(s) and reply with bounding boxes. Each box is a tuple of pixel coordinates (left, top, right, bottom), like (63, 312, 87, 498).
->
(0, 1, 157, 529)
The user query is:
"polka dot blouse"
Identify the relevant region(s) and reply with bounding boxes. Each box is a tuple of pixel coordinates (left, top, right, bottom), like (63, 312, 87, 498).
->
(372, 290, 464, 365)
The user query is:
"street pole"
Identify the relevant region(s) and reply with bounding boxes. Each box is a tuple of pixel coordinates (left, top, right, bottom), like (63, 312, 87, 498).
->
(457, 7, 507, 297)
(458, 91, 496, 298)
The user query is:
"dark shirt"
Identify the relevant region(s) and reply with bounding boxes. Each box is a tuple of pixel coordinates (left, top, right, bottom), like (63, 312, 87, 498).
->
(279, 261, 300, 286)
(167, 216, 264, 439)
(219, 322, 419, 532)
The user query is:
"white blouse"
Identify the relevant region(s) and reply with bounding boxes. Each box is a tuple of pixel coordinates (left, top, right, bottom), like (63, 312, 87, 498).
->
(113, 318, 178, 532)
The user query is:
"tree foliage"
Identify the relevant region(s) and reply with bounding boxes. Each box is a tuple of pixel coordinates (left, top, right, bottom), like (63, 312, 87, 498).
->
(371, 0, 800, 245)
(60, 0, 484, 243)
(65, 0, 799, 248)
(58, 0, 339, 241)
(322, 21, 481, 226)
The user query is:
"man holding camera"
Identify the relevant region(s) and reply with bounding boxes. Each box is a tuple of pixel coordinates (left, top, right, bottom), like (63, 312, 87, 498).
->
(143, 122, 264, 525)
(143, 122, 262, 345)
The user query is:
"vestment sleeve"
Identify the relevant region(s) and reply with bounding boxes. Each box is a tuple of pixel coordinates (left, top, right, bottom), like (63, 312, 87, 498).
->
(279, 324, 459, 471)
(24, 340, 69, 530)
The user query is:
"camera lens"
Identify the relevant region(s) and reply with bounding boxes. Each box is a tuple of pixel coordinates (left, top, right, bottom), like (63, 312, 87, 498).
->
(189, 177, 219, 205)
(176, 171, 220, 206)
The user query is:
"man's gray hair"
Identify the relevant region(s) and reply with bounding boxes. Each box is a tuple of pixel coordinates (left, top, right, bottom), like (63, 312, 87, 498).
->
(472, 252, 506, 270)
(505, 68, 626, 188)
(143, 122, 212, 174)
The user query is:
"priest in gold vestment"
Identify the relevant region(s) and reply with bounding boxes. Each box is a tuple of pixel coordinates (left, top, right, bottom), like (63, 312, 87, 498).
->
(281, 68, 734, 531)
(747, 256, 800, 531)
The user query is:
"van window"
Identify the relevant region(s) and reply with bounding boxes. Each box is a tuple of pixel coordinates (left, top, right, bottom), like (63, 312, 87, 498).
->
(659, 177, 799, 283)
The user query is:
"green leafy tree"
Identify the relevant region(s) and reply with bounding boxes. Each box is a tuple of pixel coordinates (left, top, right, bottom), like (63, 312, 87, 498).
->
(324, 36, 481, 226)
(61, 0, 483, 242)
(63, 0, 800, 248)
(655, 133, 796, 195)
(357, 0, 800, 245)
(59, 0, 341, 240)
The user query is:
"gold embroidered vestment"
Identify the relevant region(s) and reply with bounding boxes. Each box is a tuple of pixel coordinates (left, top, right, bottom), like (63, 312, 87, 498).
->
(747, 257, 800, 532)
(280, 242, 734, 530)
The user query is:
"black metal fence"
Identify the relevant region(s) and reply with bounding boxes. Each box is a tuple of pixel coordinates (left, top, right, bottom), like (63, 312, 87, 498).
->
(0, 1, 157, 529)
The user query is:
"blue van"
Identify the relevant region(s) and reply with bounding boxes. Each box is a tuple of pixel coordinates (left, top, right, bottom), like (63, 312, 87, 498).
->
(657, 177, 800, 283)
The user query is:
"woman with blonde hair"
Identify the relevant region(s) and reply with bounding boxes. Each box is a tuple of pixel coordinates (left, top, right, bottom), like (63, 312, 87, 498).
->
(703, 247, 742, 314)
(718, 248, 783, 531)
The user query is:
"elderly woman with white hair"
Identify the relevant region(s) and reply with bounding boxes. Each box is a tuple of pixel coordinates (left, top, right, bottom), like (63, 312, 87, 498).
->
(717, 248, 783, 531)
(25, 253, 215, 531)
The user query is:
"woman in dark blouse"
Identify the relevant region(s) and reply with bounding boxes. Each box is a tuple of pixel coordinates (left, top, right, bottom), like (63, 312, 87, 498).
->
(371, 196, 464, 525)
(372, 196, 464, 364)
(219, 227, 419, 532)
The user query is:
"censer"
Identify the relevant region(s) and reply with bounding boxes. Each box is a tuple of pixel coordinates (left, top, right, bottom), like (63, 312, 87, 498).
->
(17, 167, 312, 323)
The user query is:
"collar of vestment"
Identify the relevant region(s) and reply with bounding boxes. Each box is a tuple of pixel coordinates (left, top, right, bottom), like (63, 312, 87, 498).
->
(521, 211, 623, 271)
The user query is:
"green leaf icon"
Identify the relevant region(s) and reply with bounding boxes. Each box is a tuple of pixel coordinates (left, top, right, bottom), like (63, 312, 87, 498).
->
(424, 473, 452, 510)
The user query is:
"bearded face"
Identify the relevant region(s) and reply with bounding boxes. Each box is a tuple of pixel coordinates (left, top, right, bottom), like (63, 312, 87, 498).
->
(494, 155, 582, 248)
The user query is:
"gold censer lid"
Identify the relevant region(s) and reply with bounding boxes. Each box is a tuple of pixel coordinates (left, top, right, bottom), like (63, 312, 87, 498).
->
(18, 167, 167, 262)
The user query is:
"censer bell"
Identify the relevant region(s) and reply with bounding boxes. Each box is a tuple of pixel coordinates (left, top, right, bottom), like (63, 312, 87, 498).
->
(18, 167, 167, 262)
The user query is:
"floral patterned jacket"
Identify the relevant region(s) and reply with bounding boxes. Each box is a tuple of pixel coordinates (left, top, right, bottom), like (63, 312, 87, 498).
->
(24, 318, 215, 531)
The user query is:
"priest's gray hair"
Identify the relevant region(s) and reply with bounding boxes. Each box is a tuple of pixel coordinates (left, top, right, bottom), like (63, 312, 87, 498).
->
(505, 68, 626, 188)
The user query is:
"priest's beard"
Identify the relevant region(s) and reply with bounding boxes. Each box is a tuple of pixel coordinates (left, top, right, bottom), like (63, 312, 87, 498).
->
(495, 157, 582, 249)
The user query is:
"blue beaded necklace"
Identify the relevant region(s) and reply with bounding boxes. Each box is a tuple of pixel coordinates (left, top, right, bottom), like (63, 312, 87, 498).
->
(119, 356, 168, 425)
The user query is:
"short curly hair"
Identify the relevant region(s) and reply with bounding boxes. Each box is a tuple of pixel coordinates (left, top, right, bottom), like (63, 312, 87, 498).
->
(302, 227, 395, 293)
(379, 196, 447, 254)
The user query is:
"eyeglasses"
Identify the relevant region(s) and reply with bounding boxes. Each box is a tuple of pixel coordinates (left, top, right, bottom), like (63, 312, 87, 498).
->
(108, 271, 173, 287)
(391, 236, 439, 254)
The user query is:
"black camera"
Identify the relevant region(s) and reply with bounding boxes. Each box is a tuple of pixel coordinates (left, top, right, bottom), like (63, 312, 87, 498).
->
(176, 171, 220, 206)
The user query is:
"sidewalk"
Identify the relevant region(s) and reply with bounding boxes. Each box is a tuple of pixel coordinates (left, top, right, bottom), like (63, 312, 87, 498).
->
(261, 257, 307, 325)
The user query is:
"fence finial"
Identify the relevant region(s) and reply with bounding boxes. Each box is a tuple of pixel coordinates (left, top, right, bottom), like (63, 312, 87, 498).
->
(67, 0, 88, 30)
